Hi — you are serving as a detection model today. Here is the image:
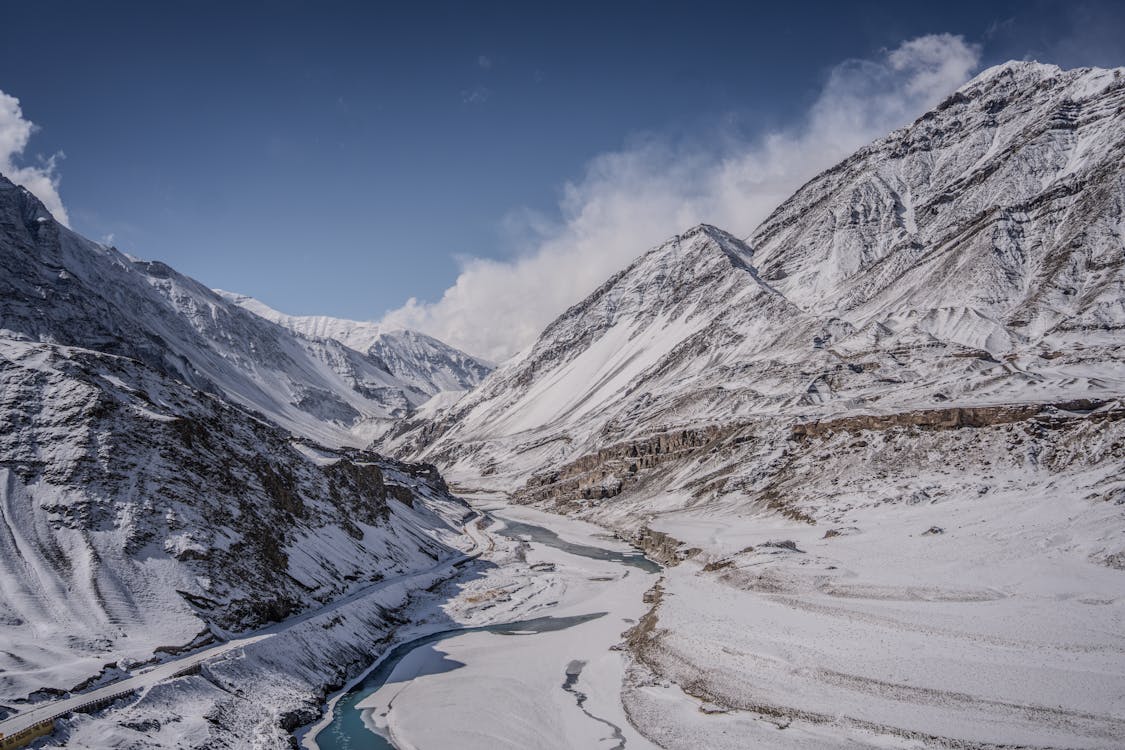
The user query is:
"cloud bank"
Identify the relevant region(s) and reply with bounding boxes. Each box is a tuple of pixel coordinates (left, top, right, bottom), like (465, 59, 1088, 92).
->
(398, 34, 980, 362)
(0, 90, 68, 226)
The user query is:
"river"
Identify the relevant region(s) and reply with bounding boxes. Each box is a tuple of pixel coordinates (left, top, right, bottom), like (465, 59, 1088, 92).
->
(308, 506, 662, 750)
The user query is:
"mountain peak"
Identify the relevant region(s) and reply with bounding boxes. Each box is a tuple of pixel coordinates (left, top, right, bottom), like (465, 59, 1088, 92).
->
(679, 222, 734, 240)
(0, 171, 55, 226)
(219, 292, 493, 394)
(638, 222, 754, 272)
(957, 59, 1124, 101)
(968, 59, 1061, 85)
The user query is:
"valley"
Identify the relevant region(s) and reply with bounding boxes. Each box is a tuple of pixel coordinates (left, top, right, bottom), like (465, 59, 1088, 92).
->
(0, 58, 1123, 749)
(304, 500, 661, 750)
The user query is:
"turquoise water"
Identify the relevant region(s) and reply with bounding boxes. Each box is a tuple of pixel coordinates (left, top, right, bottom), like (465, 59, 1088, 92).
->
(492, 517, 662, 574)
(310, 516, 661, 749)
(312, 613, 606, 750)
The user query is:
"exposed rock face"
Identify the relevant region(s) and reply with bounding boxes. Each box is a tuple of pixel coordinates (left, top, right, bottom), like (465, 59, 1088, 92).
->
(628, 527, 698, 567)
(790, 398, 1122, 439)
(518, 425, 740, 508)
(512, 397, 1124, 527)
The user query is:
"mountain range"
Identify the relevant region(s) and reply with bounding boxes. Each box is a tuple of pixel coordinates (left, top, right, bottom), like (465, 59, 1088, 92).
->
(373, 62, 1125, 747)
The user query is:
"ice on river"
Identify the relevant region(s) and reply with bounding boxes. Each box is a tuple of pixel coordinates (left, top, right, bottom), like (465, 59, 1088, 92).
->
(309, 498, 661, 750)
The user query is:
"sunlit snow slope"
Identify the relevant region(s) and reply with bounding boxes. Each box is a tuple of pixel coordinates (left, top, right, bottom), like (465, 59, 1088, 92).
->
(388, 61, 1125, 490)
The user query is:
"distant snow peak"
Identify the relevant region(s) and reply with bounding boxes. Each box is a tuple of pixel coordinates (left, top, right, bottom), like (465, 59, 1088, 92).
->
(216, 291, 493, 396)
(215, 291, 387, 351)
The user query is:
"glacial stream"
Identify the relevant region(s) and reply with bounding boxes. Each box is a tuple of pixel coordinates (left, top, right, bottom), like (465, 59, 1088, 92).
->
(492, 517, 662, 574)
(311, 514, 662, 750)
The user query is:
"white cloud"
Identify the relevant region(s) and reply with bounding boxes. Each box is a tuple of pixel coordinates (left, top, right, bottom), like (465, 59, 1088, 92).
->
(478, 55, 493, 70)
(383, 34, 981, 362)
(0, 90, 69, 226)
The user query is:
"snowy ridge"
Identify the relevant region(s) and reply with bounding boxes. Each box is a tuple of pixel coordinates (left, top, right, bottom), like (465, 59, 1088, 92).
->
(216, 293, 390, 353)
(219, 291, 493, 397)
(0, 176, 443, 447)
(752, 61, 1125, 347)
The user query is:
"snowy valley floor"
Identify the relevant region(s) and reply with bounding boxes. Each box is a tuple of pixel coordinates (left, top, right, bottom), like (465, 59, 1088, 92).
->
(10, 481, 1124, 749)
(303, 477, 1125, 750)
(302, 498, 661, 750)
(613, 486, 1125, 748)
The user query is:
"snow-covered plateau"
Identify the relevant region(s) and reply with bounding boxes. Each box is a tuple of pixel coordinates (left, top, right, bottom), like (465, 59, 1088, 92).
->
(1, 59, 1123, 749)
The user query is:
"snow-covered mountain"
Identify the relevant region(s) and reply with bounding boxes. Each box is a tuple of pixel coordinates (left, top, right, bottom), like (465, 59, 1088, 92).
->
(387, 61, 1125, 494)
(218, 292, 493, 396)
(751, 60, 1125, 351)
(0, 174, 474, 721)
(0, 178, 462, 447)
(375, 61, 1125, 749)
(382, 223, 817, 476)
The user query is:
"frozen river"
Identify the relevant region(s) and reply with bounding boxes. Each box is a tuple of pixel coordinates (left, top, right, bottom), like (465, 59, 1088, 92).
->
(310, 506, 662, 750)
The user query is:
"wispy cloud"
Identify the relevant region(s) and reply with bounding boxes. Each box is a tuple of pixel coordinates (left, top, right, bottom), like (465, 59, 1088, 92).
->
(460, 85, 491, 105)
(0, 90, 69, 225)
(478, 54, 493, 70)
(382, 34, 981, 362)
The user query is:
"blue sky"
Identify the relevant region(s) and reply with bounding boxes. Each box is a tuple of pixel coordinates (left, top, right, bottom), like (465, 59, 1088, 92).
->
(1, 1, 1123, 358)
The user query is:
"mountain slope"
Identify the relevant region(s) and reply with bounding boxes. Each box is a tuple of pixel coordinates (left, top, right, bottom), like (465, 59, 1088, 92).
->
(382, 224, 827, 480)
(0, 177, 434, 447)
(752, 61, 1125, 351)
(0, 175, 473, 715)
(0, 337, 467, 702)
(388, 61, 1125, 495)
